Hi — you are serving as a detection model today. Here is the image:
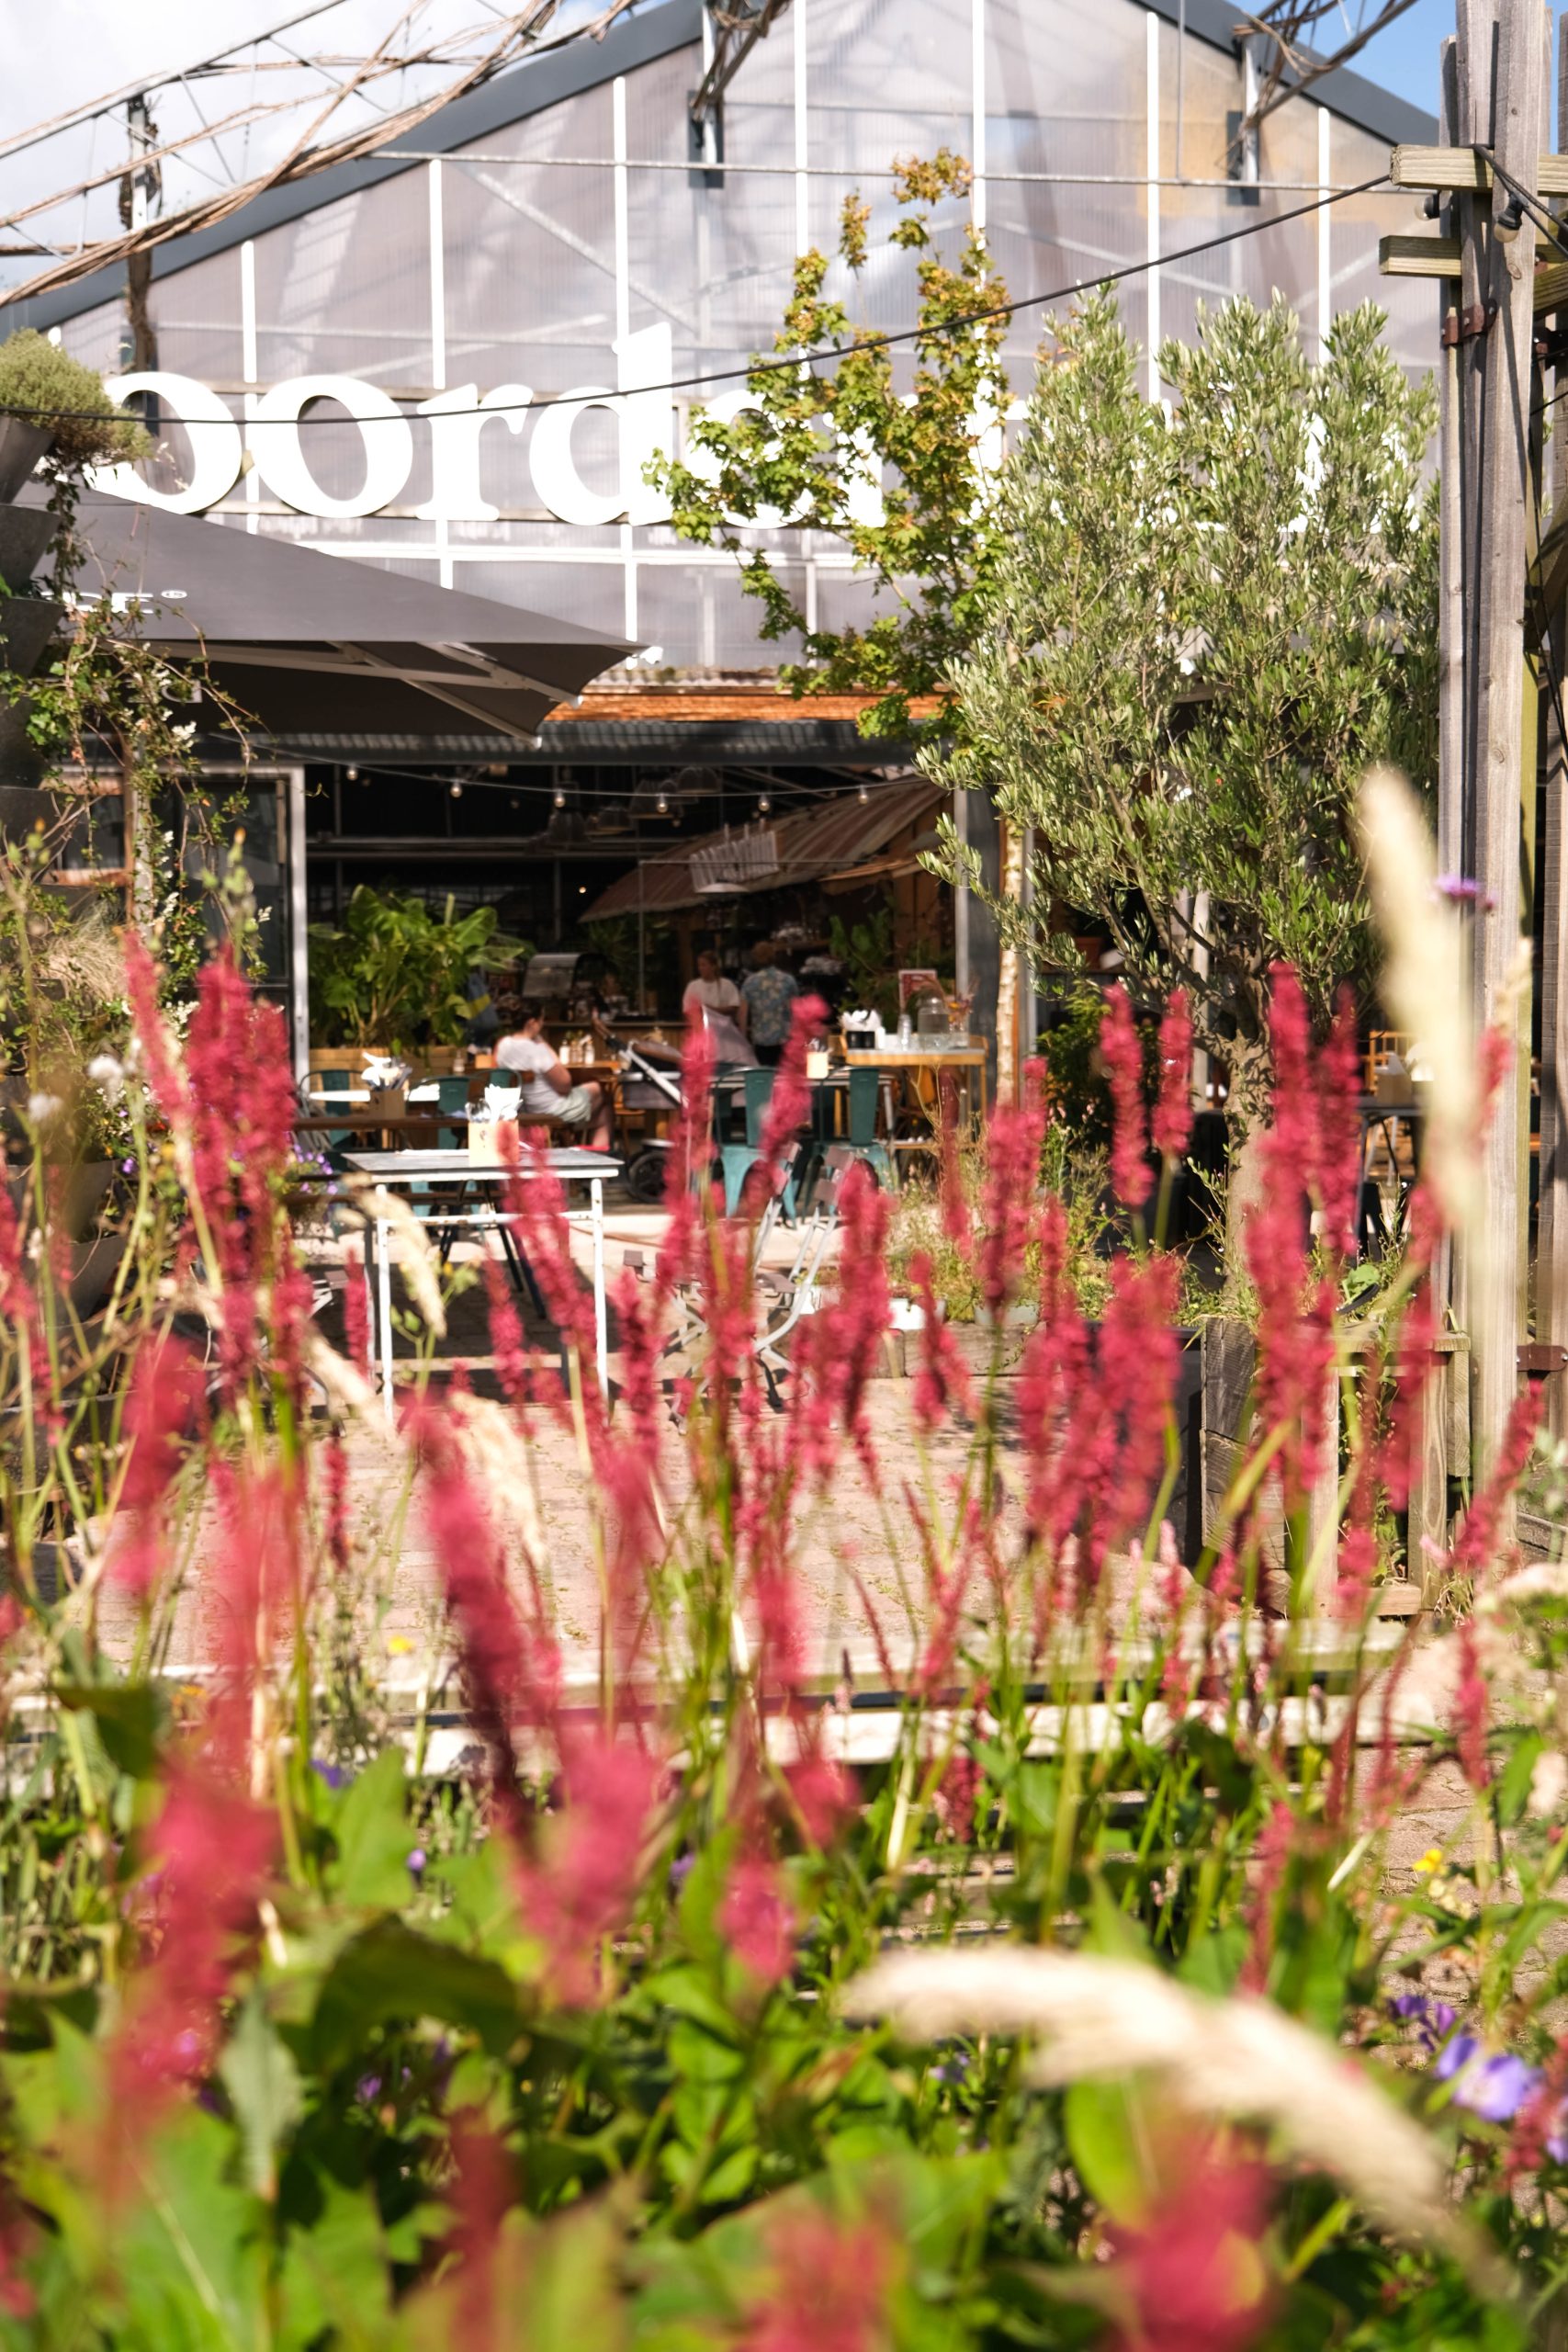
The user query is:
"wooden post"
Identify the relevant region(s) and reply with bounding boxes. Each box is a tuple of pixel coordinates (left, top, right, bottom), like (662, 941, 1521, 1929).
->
(1536, 16, 1568, 1441)
(1457, 0, 1544, 1477)
(1435, 32, 1466, 1369)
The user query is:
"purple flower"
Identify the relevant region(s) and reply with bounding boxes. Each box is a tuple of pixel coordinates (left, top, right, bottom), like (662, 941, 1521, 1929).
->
(356, 2073, 382, 2104)
(406, 1847, 427, 1876)
(669, 1853, 696, 1892)
(1390, 1992, 1457, 2054)
(1435, 2033, 1542, 2123)
(311, 1759, 351, 1790)
(1464, 2052, 1540, 2123)
(1433, 874, 1496, 912)
(1433, 2031, 1477, 2083)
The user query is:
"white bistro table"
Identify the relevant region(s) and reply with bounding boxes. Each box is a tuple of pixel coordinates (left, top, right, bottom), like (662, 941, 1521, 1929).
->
(344, 1148, 621, 1420)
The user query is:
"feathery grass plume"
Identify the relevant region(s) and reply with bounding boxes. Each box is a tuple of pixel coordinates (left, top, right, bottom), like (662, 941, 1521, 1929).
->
(846, 1949, 1499, 2280)
(1357, 767, 1479, 1270)
(353, 1188, 447, 1337)
(305, 1332, 377, 1420)
(1487, 1559, 1568, 1609)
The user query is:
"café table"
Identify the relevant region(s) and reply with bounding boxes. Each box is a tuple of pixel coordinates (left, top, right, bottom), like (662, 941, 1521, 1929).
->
(838, 1045, 988, 1162)
(344, 1146, 622, 1420)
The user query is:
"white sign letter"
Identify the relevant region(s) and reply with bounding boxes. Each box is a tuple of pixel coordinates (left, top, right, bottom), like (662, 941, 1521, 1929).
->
(529, 384, 623, 526)
(249, 374, 412, 519)
(414, 383, 531, 523)
(616, 325, 672, 526)
(88, 372, 243, 514)
(529, 326, 675, 526)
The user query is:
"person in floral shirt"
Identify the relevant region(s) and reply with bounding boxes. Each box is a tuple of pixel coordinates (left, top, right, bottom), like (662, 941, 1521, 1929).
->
(740, 942, 799, 1066)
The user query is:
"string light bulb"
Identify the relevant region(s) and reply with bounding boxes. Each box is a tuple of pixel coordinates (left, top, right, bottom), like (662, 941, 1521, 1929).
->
(655, 788, 669, 815)
(857, 782, 869, 803)
(757, 793, 772, 815)
(553, 787, 567, 808)
(449, 782, 463, 798)
(345, 765, 359, 782)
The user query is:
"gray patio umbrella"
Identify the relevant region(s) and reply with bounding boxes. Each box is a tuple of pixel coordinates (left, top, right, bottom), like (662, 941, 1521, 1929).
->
(38, 491, 635, 742)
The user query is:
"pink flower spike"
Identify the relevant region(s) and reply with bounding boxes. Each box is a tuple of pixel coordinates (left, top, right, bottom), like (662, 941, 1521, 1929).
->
(1100, 986, 1151, 1208)
(720, 1849, 794, 1984)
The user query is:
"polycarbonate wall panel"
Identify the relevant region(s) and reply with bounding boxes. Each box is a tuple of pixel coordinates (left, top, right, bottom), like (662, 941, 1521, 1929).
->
(1330, 119, 1433, 387)
(984, 0, 1149, 371)
(146, 247, 246, 385)
(253, 169, 433, 388)
(59, 298, 129, 376)
(63, 0, 1433, 672)
(442, 86, 616, 386)
(634, 560, 807, 673)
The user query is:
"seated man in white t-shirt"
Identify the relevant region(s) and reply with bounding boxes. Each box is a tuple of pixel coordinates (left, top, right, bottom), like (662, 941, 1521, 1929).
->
(492, 1003, 614, 1148)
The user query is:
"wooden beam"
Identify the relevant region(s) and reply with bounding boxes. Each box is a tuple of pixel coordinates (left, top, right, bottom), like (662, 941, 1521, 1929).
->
(1391, 140, 1568, 192)
(1380, 232, 1461, 276)
(1377, 233, 1568, 311)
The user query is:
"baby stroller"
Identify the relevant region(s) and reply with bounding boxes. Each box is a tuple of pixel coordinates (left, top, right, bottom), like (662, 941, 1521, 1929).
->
(604, 1029, 690, 1203)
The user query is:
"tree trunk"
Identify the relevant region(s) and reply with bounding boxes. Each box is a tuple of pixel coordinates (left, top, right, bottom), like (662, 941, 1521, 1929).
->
(994, 820, 1027, 1107)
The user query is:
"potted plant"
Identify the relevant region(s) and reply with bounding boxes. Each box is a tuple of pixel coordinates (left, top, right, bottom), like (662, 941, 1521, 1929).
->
(308, 886, 530, 1057)
(0, 333, 151, 789)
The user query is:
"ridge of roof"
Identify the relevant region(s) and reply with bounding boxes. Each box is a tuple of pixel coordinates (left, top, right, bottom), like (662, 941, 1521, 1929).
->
(8, 0, 703, 335)
(16, 0, 1436, 337)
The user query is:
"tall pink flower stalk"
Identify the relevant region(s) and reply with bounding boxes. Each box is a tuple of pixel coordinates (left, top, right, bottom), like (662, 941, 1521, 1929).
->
(976, 1058, 1048, 1321)
(107, 1764, 275, 2190)
(1244, 968, 1346, 1515)
(1100, 985, 1151, 1210)
(107, 1333, 205, 1596)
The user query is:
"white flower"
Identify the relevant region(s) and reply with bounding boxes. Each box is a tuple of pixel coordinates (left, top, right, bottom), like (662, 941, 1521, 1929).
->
(26, 1093, 62, 1125)
(86, 1054, 124, 1097)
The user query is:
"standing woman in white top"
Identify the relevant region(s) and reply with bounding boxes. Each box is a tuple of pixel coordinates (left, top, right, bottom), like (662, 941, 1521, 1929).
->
(682, 948, 757, 1068)
(492, 1001, 615, 1148)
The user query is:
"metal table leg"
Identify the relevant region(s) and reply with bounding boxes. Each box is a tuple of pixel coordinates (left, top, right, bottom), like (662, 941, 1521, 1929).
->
(376, 1213, 395, 1426)
(591, 1176, 607, 1395)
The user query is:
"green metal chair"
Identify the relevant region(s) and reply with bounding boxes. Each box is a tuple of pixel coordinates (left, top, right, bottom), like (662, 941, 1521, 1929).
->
(839, 1065, 895, 1189)
(720, 1067, 776, 1216)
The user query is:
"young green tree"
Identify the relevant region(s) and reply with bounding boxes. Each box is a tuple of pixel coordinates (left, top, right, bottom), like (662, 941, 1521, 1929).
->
(649, 150, 1009, 750)
(925, 288, 1438, 1148)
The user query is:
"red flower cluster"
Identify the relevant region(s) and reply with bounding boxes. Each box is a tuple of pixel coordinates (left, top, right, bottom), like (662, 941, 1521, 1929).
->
(743, 2206, 895, 2352)
(1109, 2148, 1273, 2352)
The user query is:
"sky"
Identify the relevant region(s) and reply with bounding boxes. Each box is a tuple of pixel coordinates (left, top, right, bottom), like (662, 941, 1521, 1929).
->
(1348, 0, 1451, 120)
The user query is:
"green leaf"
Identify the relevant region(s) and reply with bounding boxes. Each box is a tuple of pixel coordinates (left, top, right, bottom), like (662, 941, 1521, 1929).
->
(1063, 2078, 1150, 2226)
(276, 2173, 394, 2352)
(328, 1747, 415, 1911)
(219, 1992, 304, 2200)
(54, 1679, 165, 1780)
(1495, 1736, 1544, 1830)
(308, 1917, 522, 2071)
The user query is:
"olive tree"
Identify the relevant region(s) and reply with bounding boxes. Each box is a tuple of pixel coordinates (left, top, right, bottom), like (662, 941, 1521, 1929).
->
(925, 288, 1438, 1136)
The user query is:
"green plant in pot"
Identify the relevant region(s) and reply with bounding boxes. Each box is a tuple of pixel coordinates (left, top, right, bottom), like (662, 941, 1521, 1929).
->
(0, 333, 152, 790)
(309, 887, 531, 1053)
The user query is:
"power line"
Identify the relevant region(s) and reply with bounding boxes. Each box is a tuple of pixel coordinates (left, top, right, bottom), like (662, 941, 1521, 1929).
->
(7, 170, 1390, 435)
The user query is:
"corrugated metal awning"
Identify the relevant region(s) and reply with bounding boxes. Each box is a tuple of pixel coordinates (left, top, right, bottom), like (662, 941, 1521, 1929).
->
(582, 776, 943, 921)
